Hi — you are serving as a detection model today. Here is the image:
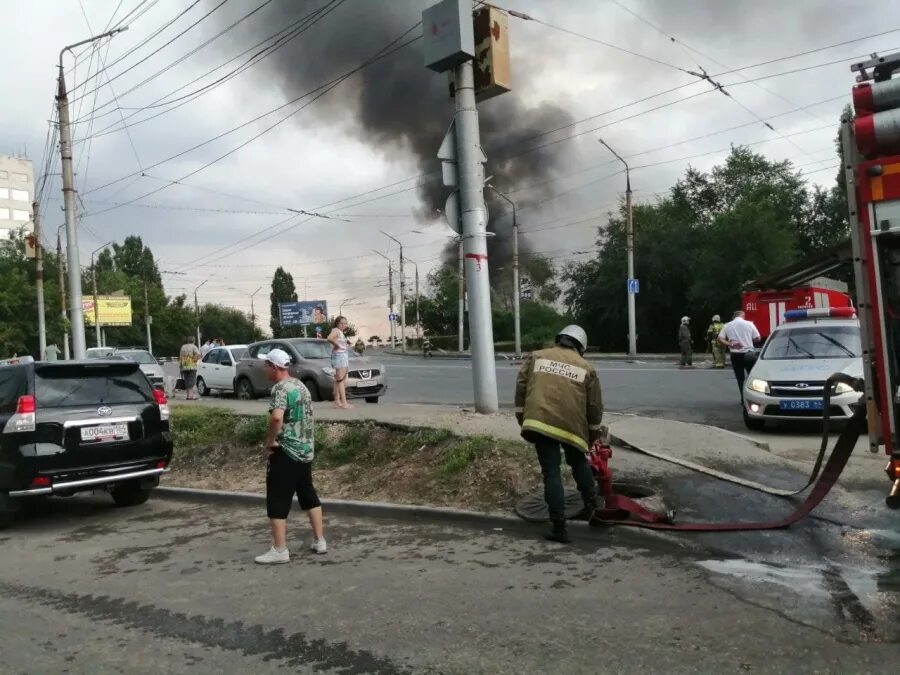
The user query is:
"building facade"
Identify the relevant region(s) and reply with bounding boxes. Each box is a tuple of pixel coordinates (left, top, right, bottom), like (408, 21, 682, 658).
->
(0, 155, 35, 240)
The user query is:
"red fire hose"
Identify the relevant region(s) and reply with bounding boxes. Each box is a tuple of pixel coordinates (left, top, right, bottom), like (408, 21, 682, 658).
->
(586, 373, 866, 532)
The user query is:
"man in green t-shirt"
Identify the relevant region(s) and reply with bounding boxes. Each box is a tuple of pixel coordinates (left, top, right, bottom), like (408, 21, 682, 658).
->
(255, 348, 326, 565)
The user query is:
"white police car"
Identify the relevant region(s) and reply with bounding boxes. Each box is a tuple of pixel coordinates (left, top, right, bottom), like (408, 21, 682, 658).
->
(742, 307, 863, 430)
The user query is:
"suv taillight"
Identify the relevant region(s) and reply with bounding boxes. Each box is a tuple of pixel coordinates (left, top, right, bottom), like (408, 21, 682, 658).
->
(153, 388, 170, 421)
(3, 395, 36, 434)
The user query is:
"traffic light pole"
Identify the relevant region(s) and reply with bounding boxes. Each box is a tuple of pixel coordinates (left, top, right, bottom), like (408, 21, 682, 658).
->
(453, 58, 498, 413)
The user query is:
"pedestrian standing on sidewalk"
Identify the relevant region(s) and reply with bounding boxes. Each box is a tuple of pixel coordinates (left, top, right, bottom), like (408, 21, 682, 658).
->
(515, 325, 602, 544)
(718, 310, 761, 399)
(255, 348, 326, 564)
(179, 336, 202, 400)
(706, 315, 726, 368)
(678, 316, 693, 368)
(327, 316, 351, 409)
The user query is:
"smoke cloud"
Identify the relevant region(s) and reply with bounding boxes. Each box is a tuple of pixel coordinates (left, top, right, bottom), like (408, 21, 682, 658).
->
(221, 0, 576, 269)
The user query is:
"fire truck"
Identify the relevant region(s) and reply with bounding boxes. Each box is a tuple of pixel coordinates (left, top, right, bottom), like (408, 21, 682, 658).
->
(845, 52, 900, 507)
(741, 283, 852, 340)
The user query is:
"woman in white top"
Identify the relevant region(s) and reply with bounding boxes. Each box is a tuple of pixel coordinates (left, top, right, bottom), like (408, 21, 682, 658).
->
(327, 316, 351, 409)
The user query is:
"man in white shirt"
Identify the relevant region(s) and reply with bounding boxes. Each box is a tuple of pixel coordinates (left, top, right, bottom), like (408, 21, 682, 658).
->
(718, 310, 761, 399)
(200, 340, 213, 357)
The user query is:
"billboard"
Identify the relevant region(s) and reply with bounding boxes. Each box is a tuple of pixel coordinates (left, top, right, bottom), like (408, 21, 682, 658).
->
(278, 301, 329, 328)
(83, 296, 133, 327)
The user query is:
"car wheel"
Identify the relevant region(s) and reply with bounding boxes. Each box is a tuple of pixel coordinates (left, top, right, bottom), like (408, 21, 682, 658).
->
(196, 377, 209, 397)
(365, 396, 379, 404)
(111, 481, 152, 507)
(743, 408, 765, 431)
(236, 377, 255, 401)
(303, 380, 322, 402)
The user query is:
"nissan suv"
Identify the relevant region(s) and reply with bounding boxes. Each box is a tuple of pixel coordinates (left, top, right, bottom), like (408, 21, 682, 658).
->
(233, 339, 387, 403)
(0, 356, 173, 527)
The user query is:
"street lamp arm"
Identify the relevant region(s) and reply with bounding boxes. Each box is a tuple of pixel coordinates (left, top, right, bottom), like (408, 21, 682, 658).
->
(59, 27, 128, 69)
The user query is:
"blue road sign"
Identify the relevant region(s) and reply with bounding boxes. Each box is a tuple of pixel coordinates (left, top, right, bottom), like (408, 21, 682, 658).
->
(388, 313, 398, 322)
(627, 278, 640, 294)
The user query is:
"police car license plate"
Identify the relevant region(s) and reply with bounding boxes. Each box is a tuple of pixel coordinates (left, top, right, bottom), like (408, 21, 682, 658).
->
(778, 399, 824, 411)
(81, 423, 129, 442)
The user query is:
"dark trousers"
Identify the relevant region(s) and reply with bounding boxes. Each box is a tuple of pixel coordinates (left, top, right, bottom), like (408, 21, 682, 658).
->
(534, 436, 597, 523)
(730, 351, 752, 396)
(679, 341, 693, 366)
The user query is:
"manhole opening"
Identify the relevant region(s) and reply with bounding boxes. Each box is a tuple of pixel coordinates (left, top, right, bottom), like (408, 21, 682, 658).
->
(611, 482, 656, 499)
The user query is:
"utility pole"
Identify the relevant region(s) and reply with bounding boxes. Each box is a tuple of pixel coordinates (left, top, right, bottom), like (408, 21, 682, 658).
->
(599, 138, 636, 357)
(405, 257, 421, 343)
(56, 226, 69, 360)
(487, 185, 521, 358)
(373, 251, 396, 348)
(250, 286, 262, 328)
(194, 280, 207, 345)
(32, 202, 47, 359)
(382, 232, 406, 353)
(453, 55, 498, 412)
(458, 237, 465, 353)
(143, 279, 153, 354)
(57, 27, 127, 360)
(90, 243, 109, 348)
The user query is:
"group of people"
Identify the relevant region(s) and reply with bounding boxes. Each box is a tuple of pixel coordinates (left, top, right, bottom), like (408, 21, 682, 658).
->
(200, 338, 226, 357)
(678, 311, 762, 390)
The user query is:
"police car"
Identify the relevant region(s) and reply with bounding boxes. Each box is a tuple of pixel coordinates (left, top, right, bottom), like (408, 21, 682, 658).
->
(742, 307, 863, 430)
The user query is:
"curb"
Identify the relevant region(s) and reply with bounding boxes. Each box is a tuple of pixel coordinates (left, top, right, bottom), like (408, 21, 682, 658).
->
(154, 486, 701, 551)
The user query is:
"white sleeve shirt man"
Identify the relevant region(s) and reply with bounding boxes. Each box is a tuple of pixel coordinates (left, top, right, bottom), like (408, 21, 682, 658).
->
(718, 317, 761, 353)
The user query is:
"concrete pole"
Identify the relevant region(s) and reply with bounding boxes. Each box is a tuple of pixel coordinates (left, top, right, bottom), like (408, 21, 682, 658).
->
(383, 232, 406, 353)
(56, 228, 69, 360)
(33, 202, 47, 359)
(488, 186, 521, 358)
(144, 279, 153, 354)
(453, 56, 498, 413)
(458, 237, 464, 353)
(91, 259, 101, 347)
(250, 286, 261, 329)
(56, 28, 125, 360)
(194, 280, 207, 345)
(625, 170, 636, 357)
(57, 64, 88, 359)
(374, 251, 395, 348)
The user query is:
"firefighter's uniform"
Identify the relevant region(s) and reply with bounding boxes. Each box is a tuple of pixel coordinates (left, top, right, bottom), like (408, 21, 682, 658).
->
(515, 334, 602, 541)
(706, 316, 725, 368)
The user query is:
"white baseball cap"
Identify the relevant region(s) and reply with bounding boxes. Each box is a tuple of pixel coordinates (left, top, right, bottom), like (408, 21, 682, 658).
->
(264, 348, 291, 369)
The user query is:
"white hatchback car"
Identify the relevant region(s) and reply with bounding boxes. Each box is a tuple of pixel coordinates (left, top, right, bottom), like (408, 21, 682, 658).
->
(742, 308, 863, 430)
(197, 344, 248, 396)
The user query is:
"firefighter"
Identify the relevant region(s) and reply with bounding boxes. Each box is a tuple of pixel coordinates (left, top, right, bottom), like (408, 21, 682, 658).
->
(706, 314, 726, 368)
(678, 316, 693, 368)
(515, 325, 602, 543)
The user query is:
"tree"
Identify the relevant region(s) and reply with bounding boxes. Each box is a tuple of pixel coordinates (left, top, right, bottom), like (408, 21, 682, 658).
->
(199, 304, 264, 344)
(269, 267, 302, 338)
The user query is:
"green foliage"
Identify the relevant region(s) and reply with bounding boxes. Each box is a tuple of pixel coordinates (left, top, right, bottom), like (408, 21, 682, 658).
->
(439, 435, 494, 476)
(269, 266, 303, 338)
(199, 304, 264, 345)
(564, 145, 849, 352)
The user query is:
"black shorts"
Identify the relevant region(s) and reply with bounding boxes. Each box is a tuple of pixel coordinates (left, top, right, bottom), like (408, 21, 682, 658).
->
(266, 449, 321, 519)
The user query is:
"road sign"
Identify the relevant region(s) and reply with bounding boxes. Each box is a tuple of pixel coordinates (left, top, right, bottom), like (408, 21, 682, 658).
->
(388, 313, 398, 322)
(444, 190, 489, 234)
(627, 278, 640, 294)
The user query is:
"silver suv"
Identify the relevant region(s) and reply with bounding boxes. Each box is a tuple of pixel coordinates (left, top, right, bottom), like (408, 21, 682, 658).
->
(86, 347, 166, 390)
(233, 339, 387, 403)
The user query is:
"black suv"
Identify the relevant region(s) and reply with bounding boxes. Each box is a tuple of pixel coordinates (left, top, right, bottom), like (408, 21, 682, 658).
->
(0, 356, 173, 527)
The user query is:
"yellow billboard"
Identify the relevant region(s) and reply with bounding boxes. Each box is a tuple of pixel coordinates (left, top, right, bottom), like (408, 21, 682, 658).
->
(83, 296, 133, 327)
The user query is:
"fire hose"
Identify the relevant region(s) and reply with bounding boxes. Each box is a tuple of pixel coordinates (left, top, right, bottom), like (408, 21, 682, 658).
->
(517, 373, 866, 532)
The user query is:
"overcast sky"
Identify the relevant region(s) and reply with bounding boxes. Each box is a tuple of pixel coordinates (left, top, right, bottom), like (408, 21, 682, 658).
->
(3, 0, 899, 340)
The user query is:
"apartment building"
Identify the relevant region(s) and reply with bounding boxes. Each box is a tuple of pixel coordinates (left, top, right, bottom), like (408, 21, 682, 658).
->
(0, 155, 35, 240)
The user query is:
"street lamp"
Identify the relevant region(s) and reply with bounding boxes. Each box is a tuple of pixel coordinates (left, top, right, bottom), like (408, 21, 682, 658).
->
(598, 137, 636, 358)
(58, 26, 128, 359)
(249, 287, 262, 328)
(193, 280, 207, 345)
(381, 232, 407, 353)
(90, 242, 112, 348)
(372, 250, 396, 348)
(487, 184, 521, 358)
(404, 257, 422, 344)
(339, 297, 357, 315)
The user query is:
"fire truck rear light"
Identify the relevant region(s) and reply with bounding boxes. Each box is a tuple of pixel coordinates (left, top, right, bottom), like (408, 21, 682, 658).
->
(30, 476, 51, 488)
(783, 307, 857, 321)
(16, 395, 35, 414)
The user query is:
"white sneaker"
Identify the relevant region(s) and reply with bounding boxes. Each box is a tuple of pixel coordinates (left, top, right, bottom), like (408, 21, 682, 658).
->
(310, 538, 327, 554)
(255, 546, 290, 564)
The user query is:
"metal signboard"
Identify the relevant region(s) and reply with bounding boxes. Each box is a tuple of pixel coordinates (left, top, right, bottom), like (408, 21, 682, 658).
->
(83, 296, 133, 327)
(278, 301, 329, 327)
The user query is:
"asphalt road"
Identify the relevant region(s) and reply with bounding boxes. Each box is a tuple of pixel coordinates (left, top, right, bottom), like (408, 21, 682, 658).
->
(377, 354, 744, 430)
(2, 494, 897, 673)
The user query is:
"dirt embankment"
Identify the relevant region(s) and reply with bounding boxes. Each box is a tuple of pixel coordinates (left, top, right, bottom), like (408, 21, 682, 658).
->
(165, 407, 543, 512)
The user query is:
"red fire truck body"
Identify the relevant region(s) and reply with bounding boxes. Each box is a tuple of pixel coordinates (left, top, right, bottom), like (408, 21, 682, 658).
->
(741, 286, 852, 340)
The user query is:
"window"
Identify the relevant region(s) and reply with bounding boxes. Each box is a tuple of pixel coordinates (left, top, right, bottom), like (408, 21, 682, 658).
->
(0, 366, 29, 414)
(0, 208, 9, 220)
(0, 188, 8, 199)
(117, 350, 157, 365)
(12, 172, 27, 183)
(203, 349, 222, 364)
(12, 209, 30, 222)
(291, 340, 331, 359)
(250, 343, 273, 358)
(231, 347, 248, 361)
(762, 326, 861, 360)
(35, 365, 153, 406)
(10, 188, 28, 202)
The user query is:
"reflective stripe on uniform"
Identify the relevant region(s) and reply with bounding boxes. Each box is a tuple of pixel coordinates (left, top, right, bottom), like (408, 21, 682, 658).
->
(522, 419, 588, 451)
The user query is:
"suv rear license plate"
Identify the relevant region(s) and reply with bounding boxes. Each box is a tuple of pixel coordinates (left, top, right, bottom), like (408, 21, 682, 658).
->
(81, 423, 130, 442)
(779, 399, 824, 411)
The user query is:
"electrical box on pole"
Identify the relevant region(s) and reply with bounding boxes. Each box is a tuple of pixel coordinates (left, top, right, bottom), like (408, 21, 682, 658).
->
(423, 0, 475, 72)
